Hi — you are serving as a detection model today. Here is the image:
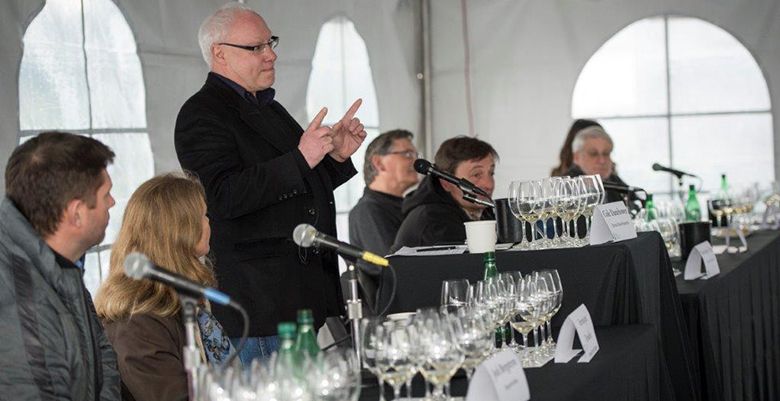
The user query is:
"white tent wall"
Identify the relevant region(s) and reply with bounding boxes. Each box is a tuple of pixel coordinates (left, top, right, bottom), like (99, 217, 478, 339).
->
(0, 0, 421, 193)
(0, 0, 43, 192)
(118, 0, 423, 179)
(429, 0, 780, 199)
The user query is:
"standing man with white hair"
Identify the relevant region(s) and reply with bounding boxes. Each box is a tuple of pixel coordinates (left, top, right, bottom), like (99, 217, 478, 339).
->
(175, 2, 366, 364)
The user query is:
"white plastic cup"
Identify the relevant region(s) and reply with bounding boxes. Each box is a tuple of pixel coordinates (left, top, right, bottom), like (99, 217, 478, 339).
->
(464, 220, 497, 253)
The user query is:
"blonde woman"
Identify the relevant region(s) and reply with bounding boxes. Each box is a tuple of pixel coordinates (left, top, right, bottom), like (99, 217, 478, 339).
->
(95, 173, 233, 401)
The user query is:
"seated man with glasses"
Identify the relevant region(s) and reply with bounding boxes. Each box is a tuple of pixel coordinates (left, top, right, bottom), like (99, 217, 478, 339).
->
(567, 125, 642, 219)
(175, 2, 366, 364)
(349, 129, 419, 257)
(391, 136, 497, 252)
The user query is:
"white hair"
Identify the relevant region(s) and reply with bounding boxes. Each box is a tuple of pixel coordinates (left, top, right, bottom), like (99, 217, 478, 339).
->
(572, 126, 613, 153)
(198, 2, 258, 67)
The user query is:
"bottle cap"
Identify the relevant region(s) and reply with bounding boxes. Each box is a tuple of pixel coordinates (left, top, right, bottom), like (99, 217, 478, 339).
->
(277, 322, 297, 338)
(647, 193, 654, 201)
(689, 184, 696, 191)
(297, 309, 314, 325)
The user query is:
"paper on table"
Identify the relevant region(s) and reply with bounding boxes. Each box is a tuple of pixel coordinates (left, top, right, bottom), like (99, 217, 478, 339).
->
(589, 202, 637, 245)
(392, 245, 468, 256)
(466, 349, 530, 401)
(555, 304, 599, 363)
(684, 241, 720, 280)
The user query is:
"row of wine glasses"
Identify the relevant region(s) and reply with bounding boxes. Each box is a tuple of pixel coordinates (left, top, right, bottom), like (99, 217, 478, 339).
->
(194, 347, 361, 401)
(508, 175, 605, 250)
(440, 269, 563, 367)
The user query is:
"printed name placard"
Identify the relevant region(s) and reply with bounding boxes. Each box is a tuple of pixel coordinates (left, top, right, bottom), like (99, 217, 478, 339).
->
(467, 349, 530, 401)
(554, 304, 600, 363)
(589, 202, 637, 245)
(684, 241, 720, 280)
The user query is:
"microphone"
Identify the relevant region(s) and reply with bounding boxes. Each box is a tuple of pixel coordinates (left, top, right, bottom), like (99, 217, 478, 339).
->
(652, 163, 698, 178)
(602, 182, 646, 194)
(124, 252, 236, 307)
(414, 159, 490, 198)
(292, 224, 389, 267)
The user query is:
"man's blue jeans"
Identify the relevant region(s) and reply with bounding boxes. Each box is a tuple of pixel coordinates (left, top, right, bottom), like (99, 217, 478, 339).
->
(230, 335, 279, 366)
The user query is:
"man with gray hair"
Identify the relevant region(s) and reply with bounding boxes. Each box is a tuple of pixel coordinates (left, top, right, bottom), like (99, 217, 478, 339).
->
(348, 129, 419, 256)
(175, 2, 367, 364)
(567, 125, 636, 204)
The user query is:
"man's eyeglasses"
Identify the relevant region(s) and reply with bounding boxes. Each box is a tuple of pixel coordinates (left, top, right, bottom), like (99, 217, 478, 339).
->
(385, 150, 419, 160)
(219, 36, 279, 53)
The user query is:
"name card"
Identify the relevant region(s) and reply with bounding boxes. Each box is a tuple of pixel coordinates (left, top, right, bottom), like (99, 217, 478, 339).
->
(554, 304, 599, 363)
(589, 202, 637, 245)
(467, 349, 530, 401)
(684, 241, 720, 280)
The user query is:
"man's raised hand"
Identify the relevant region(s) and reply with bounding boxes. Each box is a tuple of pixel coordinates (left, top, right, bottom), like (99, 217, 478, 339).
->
(298, 107, 334, 168)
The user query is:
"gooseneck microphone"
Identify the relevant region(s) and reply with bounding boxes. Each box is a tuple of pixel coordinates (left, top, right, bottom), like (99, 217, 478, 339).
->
(602, 182, 646, 194)
(124, 252, 236, 307)
(293, 224, 389, 267)
(413, 159, 490, 198)
(652, 163, 698, 178)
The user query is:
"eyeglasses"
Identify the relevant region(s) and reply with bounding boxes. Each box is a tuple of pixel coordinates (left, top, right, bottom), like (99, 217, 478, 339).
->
(219, 36, 279, 53)
(385, 150, 419, 160)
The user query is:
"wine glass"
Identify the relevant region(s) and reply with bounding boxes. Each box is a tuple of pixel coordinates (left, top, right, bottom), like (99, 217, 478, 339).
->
(538, 269, 563, 354)
(415, 312, 464, 401)
(376, 322, 417, 401)
(362, 317, 388, 401)
(440, 279, 471, 314)
(580, 175, 603, 243)
(510, 276, 540, 366)
(508, 180, 528, 249)
(515, 180, 541, 249)
(656, 218, 681, 259)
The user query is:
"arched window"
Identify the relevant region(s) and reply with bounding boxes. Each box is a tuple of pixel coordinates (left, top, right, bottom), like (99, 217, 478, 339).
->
(572, 16, 773, 196)
(306, 16, 380, 243)
(19, 0, 153, 296)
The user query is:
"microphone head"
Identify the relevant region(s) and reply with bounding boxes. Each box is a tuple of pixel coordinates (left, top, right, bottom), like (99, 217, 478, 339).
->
(293, 224, 317, 248)
(652, 163, 663, 171)
(413, 159, 432, 175)
(124, 252, 151, 280)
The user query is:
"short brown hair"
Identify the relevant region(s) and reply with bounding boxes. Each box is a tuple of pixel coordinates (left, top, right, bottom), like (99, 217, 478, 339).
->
(5, 131, 115, 237)
(363, 129, 415, 185)
(434, 136, 498, 174)
(95, 172, 216, 321)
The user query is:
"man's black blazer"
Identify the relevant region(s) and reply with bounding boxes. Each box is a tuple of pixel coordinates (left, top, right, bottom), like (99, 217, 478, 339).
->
(175, 73, 356, 336)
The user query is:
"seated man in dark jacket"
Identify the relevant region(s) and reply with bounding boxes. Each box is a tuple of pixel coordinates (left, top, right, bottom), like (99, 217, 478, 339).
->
(392, 136, 497, 251)
(0, 132, 121, 400)
(349, 129, 419, 256)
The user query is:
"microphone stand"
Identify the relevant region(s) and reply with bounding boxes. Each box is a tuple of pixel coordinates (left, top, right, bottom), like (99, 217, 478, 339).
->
(180, 295, 201, 401)
(345, 263, 363, 368)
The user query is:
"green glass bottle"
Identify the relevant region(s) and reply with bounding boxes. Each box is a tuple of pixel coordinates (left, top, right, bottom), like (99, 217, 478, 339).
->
(645, 193, 657, 221)
(685, 185, 701, 222)
(719, 174, 729, 195)
(294, 309, 320, 360)
(275, 322, 298, 371)
(483, 252, 498, 280)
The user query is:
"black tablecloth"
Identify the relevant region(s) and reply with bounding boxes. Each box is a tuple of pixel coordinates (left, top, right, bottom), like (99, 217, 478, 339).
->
(376, 232, 697, 401)
(358, 325, 660, 401)
(676, 230, 780, 401)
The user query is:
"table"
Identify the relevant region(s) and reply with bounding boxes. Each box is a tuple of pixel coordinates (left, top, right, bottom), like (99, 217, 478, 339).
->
(358, 325, 660, 401)
(375, 232, 698, 401)
(676, 230, 780, 401)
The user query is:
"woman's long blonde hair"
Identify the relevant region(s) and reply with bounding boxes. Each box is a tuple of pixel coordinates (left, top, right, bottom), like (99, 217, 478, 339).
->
(95, 172, 216, 322)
